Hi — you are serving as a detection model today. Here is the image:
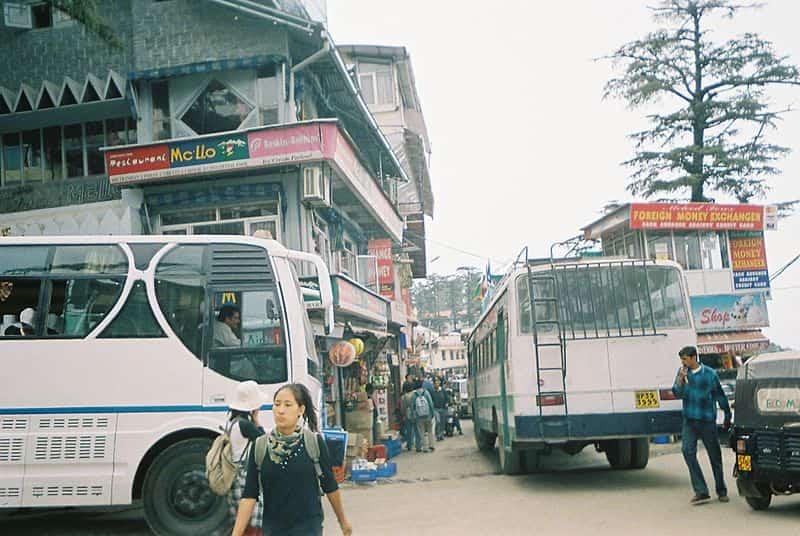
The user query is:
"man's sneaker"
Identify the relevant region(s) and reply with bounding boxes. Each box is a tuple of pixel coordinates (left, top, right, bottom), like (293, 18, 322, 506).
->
(690, 494, 711, 505)
(718, 495, 730, 503)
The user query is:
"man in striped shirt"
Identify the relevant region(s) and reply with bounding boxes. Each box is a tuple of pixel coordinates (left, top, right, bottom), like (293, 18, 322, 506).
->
(672, 345, 732, 505)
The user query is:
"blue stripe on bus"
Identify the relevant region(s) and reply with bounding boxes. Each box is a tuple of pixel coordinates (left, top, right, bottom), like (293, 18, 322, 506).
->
(0, 404, 274, 415)
(514, 410, 683, 439)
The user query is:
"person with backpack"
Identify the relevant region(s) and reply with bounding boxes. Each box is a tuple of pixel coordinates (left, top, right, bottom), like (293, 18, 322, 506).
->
(231, 383, 352, 536)
(226, 381, 267, 535)
(401, 388, 421, 452)
(412, 380, 435, 452)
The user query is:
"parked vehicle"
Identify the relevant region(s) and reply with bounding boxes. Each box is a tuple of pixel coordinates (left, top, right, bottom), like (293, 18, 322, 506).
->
(730, 350, 800, 510)
(453, 378, 470, 417)
(444, 405, 456, 437)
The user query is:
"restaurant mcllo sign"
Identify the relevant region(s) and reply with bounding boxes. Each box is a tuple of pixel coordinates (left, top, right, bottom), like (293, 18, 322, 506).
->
(104, 121, 403, 242)
(629, 203, 764, 231)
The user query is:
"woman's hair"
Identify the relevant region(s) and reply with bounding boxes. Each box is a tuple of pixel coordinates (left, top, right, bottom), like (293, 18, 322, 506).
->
(275, 383, 318, 432)
(229, 409, 252, 422)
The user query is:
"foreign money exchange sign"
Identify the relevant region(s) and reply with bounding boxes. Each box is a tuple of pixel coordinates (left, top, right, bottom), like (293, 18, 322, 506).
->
(629, 203, 764, 231)
(729, 231, 770, 291)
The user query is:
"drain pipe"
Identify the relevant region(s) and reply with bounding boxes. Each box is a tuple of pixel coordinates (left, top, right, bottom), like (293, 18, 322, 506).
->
(292, 39, 330, 73)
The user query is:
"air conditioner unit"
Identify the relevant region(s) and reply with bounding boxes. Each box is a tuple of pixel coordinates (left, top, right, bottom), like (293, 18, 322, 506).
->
(3, 3, 32, 29)
(302, 166, 330, 207)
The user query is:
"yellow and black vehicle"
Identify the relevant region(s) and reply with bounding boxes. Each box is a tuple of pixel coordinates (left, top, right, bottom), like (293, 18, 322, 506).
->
(730, 350, 800, 510)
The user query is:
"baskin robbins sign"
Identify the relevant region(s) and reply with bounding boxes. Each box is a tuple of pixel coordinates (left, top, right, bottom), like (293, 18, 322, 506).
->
(690, 293, 770, 333)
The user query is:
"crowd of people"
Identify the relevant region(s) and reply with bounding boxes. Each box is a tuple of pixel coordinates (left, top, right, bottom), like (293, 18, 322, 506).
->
(398, 371, 463, 453)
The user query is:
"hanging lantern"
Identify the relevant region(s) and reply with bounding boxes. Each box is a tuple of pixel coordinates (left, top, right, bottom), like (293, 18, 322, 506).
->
(329, 341, 356, 367)
(348, 337, 365, 357)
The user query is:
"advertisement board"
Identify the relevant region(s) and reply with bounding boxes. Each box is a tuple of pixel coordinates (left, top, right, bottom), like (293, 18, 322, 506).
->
(368, 238, 395, 301)
(629, 203, 764, 231)
(729, 231, 770, 291)
(690, 293, 770, 332)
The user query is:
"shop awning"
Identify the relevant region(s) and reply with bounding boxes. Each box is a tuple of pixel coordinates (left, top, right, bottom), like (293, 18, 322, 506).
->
(697, 330, 770, 355)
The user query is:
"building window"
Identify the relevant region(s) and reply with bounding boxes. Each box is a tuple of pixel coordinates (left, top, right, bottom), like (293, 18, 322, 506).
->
(159, 202, 282, 240)
(257, 65, 280, 126)
(646, 231, 674, 262)
(674, 233, 702, 270)
(311, 212, 330, 268)
(0, 118, 135, 187)
(358, 63, 394, 106)
(182, 79, 254, 135)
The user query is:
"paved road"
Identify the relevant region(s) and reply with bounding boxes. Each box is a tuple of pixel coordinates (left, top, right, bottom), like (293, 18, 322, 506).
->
(3, 421, 798, 535)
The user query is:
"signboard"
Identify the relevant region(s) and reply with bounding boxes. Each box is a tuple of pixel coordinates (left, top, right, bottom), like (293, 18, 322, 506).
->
(757, 388, 800, 414)
(690, 293, 770, 333)
(104, 121, 403, 242)
(729, 231, 770, 291)
(368, 238, 395, 301)
(629, 203, 764, 231)
(333, 275, 388, 325)
(764, 205, 778, 231)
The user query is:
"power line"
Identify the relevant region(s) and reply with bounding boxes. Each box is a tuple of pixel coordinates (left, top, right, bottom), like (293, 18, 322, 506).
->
(402, 228, 507, 266)
(770, 252, 800, 282)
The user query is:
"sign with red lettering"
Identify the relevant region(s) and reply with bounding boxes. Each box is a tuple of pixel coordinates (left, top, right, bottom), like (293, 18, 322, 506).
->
(629, 203, 764, 231)
(368, 238, 395, 301)
(729, 231, 770, 291)
(690, 293, 769, 332)
(106, 144, 170, 176)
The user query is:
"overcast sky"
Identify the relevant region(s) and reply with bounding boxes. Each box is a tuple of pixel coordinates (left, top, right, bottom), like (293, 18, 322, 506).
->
(327, 0, 800, 349)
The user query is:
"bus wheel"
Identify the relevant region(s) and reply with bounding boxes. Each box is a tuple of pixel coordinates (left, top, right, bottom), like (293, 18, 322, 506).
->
(605, 439, 632, 469)
(520, 450, 542, 473)
(497, 436, 521, 475)
(475, 426, 497, 452)
(142, 438, 229, 536)
(629, 438, 650, 469)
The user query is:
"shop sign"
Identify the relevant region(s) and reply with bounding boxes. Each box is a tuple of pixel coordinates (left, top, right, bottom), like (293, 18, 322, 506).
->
(170, 134, 249, 167)
(629, 203, 764, 231)
(368, 238, 395, 300)
(248, 124, 327, 164)
(729, 231, 770, 291)
(0, 176, 120, 214)
(765, 205, 778, 231)
(690, 293, 770, 333)
(333, 275, 388, 325)
(390, 300, 407, 327)
(698, 339, 769, 354)
(757, 388, 800, 414)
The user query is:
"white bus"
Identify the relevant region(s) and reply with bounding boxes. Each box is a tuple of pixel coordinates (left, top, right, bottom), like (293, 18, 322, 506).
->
(0, 235, 332, 535)
(468, 253, 695, 474)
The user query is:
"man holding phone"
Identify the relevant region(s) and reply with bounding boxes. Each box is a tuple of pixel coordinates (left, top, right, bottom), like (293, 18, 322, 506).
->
(673, 345, 732, 505)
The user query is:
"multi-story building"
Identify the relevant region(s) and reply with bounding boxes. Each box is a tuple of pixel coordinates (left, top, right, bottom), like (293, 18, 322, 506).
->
(0, 1, 433, 428)
(420, 330, 467, 378)
(582, 202, 773, 378)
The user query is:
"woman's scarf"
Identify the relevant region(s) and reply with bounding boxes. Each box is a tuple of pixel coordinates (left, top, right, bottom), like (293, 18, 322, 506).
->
(266, 425, 303, 466)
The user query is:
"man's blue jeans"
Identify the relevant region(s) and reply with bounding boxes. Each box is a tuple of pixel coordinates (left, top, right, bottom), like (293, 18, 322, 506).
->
(681, 418, 727, 497)
(404, 419, 420, 450)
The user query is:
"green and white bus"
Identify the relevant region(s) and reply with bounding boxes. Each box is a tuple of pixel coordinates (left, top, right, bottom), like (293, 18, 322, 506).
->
(468, 254, 695, 474)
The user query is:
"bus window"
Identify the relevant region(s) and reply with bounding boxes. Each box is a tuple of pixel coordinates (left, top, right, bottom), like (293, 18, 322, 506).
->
(0, 278, 42, 336)
(0, 246, 49, 275)
(208, 289, 287, 384)
(154, 245, 208, 359)
(47, 278, 124, 337)
(51, 245, 128, 275)
(99, 281, 165, 338)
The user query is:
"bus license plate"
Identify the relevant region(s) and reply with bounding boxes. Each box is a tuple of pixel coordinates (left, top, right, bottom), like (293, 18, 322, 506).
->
(635, 390, 660, 409)
(737, 455, 752, 471)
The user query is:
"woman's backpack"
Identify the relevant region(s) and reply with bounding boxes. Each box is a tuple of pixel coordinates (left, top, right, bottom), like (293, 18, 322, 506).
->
(205, 420, 240, 496)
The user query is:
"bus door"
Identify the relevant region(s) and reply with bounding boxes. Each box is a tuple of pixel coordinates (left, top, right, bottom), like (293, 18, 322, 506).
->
(202, 244, 288, 408)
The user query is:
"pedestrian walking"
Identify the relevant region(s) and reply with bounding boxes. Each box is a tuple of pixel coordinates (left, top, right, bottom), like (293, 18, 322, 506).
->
(231, 383, 352, 536)
(432, 380, 447, 441)
(672, 345, 732, 505)
(412, 381, 435, 452)
(226, 381, 267, 535)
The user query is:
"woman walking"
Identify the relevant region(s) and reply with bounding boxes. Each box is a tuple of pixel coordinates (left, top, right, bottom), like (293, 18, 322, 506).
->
(231, 383, 352, 536)
(227, 381, 267, 536)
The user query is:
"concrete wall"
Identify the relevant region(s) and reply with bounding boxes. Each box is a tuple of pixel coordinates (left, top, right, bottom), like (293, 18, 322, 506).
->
(0, 0, 134, 88)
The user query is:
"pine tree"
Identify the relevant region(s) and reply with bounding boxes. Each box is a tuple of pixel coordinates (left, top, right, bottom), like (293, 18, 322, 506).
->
(605, 0, 800, 203)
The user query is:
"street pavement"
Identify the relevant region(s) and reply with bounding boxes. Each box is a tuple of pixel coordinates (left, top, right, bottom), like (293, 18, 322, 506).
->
(3, 420, 798, 535)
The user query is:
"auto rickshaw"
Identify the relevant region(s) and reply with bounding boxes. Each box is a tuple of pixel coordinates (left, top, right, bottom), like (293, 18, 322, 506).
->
(730, 350, 800, 510)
